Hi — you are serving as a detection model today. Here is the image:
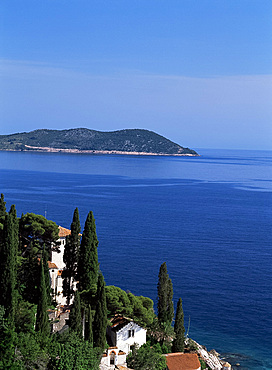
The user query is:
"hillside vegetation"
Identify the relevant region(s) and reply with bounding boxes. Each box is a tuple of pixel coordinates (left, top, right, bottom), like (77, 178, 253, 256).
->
(0, 128, 198, 155)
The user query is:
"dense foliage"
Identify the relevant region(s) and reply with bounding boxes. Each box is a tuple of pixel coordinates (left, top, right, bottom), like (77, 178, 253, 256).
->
(106, 285, 156, 327)
(35, 257, 50, 338)
(0, 195, 102, 369)
(127, 342, 167, 370)
(47, 332, 101, 370)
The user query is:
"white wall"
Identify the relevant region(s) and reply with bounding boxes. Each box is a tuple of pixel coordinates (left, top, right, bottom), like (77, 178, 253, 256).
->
(116, 322, 146, 353)
(51, 238, 66, 269)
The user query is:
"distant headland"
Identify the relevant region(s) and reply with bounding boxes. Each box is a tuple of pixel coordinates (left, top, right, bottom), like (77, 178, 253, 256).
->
(0, 128, 199, 156)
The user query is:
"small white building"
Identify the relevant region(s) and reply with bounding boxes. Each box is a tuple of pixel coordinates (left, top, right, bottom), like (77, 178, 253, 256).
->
(51, 226, 70, 270)
(49, 226, 76, 306)
(100, 315, 146, 368)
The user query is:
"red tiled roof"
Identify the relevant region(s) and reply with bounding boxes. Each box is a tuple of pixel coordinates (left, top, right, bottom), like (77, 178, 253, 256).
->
(165, 353, 201, 370)
(110, 315, 132, 332)
(48, 261, 58, 269)
(58, 226, 71, 237)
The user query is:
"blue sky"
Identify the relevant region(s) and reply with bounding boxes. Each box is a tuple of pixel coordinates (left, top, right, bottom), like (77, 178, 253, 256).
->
(0, 0, 271, 149)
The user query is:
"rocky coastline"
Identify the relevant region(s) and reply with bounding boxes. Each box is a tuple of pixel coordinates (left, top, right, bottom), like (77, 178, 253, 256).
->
(187, 339, 232, 370)
(5, 144, 199, 156)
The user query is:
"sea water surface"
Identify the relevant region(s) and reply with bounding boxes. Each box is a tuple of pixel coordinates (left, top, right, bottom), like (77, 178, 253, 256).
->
(0, 149, 271, 369)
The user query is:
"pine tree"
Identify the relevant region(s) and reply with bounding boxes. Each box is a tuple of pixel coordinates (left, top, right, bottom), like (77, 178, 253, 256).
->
(0, 214, 17, 327)
(77, 211, 99, 295)
(85, 305, 93, 345)
(157, 262, 174, 325)
(172, 298, 185, 353)
(35, 257, 50, 337)
(93, 273, 107, 349)
(63, 208, 81, 305)
(69, 290, 82, 337)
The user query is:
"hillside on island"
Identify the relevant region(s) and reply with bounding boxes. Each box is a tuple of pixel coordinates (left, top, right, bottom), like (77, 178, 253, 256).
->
(0, 128, 199, 156)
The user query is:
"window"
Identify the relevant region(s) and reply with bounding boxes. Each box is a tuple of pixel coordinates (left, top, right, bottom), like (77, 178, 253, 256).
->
(110, 351, 115, 365)
(128, 329, 135, 338)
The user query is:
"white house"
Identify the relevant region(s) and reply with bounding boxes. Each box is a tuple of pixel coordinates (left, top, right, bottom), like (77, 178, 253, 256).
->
(51, 226, 70, 270)
(49, 226, 76, 306)
(100, 315, 146, 368)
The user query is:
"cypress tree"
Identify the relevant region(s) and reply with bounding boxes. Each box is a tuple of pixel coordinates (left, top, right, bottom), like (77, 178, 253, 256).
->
(0, 193, 7, 243)
(77, 211, 99, 295)
(93, 273, 107, 349)
(9, 205, 19, 261)
(35, 257, 50, 337)
(20, 247, 40, 304)
(85, 304, 93, 345)
(166, 278, 174, 324)
(0, 193, 6, 219)
(0, 214, 17, 327)
(172, 298, 185, 353)
(63, 208, 81, 305)
(69, 290, 82, 337)
(157, 262, 174, 325)
(42, 248, 52, 305)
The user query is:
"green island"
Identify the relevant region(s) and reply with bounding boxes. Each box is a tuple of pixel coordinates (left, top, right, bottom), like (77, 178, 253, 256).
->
(0, 128, 199, 156)
(0, 194, 228, 370)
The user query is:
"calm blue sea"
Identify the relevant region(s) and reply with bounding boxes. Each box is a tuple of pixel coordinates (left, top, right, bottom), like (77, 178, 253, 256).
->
(0, 149, 271, 369)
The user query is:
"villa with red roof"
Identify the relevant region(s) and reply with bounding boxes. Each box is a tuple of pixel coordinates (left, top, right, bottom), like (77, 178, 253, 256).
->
(49, 226, 76, 305)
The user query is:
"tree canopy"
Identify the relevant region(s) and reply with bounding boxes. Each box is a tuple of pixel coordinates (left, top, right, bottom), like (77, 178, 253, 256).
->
(127, 342, 167, 370)
(106, 285, 156, 327)
(20, 212, 59, 255)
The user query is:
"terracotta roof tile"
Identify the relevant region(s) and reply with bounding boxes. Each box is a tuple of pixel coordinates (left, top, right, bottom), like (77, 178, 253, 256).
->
(110, 315, 132, 332)
(58, 226, 71, 237)
(48, 261, 58, 269)
(165, 353, 201, 370)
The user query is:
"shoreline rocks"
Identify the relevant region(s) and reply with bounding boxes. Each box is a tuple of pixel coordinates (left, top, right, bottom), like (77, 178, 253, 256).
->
(186, 339, 232, 370)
